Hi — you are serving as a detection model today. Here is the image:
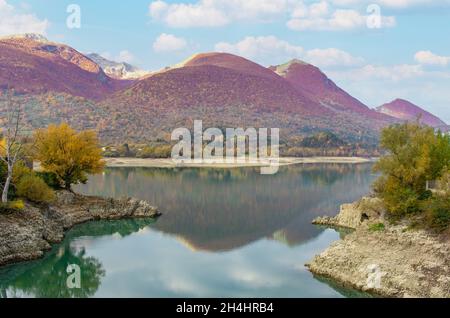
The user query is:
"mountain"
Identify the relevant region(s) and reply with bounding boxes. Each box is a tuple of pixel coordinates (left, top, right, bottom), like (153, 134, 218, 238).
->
(0, 37, 402, 147)
(270, 60, 395, 124)
(115, 52, 325, 115)
(0, 34, 131, 100)
(97, 53, 384, 144)
(377, 99, 448, 129)
(87, 53, 149, 79)
(182, 52, 281, 80)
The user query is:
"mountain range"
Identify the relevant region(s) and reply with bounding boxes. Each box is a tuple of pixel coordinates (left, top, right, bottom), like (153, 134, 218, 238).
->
(86, 53, 150, 80)
(0, 34, 447, 149)
(0, 34, 130, 100)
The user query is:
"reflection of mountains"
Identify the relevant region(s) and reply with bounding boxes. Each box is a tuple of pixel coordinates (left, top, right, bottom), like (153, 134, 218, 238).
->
(77, 164, 375, 252)
(0, 219, 155, 298)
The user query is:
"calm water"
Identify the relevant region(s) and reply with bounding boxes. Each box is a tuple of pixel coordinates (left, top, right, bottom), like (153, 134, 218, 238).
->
(0, 164, 376, 298)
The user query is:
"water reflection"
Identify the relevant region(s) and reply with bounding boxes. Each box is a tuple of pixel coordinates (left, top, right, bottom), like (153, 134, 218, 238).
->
(0, 164, 376, 298)
(0, 219, 156, 298)
(77, 164, 375, 251)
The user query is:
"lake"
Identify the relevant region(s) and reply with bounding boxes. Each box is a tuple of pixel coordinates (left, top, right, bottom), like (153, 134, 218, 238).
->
(0, 163, 376, 298)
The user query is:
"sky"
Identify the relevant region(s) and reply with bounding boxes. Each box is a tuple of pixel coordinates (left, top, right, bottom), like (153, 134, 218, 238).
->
(1, 0, 450, 123)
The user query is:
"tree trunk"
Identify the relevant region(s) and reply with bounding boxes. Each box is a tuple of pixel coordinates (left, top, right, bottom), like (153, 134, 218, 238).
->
(2, 175, 11, 203)
(64, 181, 72, 193)
(2, 163, 14, 203)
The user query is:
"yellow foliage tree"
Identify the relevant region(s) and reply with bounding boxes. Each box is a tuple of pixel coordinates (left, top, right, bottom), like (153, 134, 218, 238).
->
(34, 123, 105, 190)
(0, 138, 5, 157)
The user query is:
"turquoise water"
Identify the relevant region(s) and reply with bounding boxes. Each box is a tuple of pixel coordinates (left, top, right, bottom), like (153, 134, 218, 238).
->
(0, 164, 376, 298)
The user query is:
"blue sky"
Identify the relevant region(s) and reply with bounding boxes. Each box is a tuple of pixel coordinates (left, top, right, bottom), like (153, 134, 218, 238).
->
(1, 0, 450, 122)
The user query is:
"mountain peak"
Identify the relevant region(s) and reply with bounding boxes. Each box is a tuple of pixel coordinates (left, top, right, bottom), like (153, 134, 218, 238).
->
(0, 33, 49, 43)
(0, 36, 133, 100)
(172, 52, 280, 80)
(269, 59, 391, 119)
(377, 99, 447, 128)
(87, 53, 149, 79)
(270, 59, 311, 76)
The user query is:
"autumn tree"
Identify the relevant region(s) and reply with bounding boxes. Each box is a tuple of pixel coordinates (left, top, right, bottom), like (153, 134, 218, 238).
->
(373, 122, 450, 215)
(34, 123, 105, 190)
(0, 91, 26, 203)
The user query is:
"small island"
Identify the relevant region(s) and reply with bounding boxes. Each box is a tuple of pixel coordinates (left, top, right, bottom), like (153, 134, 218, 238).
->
(307, 122, 450, 298)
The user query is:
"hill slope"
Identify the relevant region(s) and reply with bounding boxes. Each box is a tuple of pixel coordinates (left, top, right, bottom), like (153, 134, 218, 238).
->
(0, 34, 131, 100)
(377, 99, 448, 129)
(270, 60, 394, 124)
(97, 53, 383, 144)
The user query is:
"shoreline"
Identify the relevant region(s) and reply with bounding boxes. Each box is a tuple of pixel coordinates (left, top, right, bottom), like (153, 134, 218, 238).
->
(104, 157, 376, 169)
(0, 191, 160, 267)
(306, 198, 450, 298)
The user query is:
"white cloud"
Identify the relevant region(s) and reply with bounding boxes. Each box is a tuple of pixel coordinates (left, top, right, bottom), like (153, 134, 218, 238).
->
(147, 0, 450, 31)
(377, 0, 450, 8)
(149, 0, 228, 27)
(149, 0, 295, 28)
(331, 0, 450, 8)
(215, 36, 304, 61)
(287, 7, 395, 31)
(153, 33, 187, 52)
(328, 63, 450, 123)
(149, 0, 399, 31)
(0, 0, 49, 36)
(99, 51, 137, 64)
(117, 50, 136, 64)
(215, 36, 363, 67)
(305, 48, 364, 67)
(414, 51, 450, 67)
(330, 64, 425, 81)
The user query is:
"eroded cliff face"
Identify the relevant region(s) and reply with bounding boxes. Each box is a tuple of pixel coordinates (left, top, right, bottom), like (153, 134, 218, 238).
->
(0, 191, 159, 267)
(312, 197, 384, 229)
(308, 197, 450, 298)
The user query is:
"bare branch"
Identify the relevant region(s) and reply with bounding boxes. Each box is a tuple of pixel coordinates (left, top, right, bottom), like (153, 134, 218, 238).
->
(1, 89, 26, 203)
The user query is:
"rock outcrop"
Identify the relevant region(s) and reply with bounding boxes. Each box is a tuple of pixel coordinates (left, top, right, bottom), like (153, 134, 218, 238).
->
(307, 197, 450, 298)
(312, 197, 384, 229)
(0, 192, 159, 267)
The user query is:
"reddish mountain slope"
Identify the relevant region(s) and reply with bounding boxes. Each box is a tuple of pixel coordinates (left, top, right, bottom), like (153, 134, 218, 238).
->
(270, 60, 393, 122)
(377, 99, 448, 129)
(182, 52, 280, 80)
(113, 53, 331, 116)
(98, 53, 385, 144)
(0, 34, 131, 100)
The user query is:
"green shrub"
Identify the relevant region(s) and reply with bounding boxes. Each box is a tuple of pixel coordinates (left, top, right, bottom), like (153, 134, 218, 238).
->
(425, 195, 450, 230)
(374, 177, 421, 215)
(16, 174, 56, 204)
(137, 145, 172, 158)
(35, 171, 63, 190)
(369, 223, 385, 232)
(12, 162, 32, 183)
(373, 123, 450, 217)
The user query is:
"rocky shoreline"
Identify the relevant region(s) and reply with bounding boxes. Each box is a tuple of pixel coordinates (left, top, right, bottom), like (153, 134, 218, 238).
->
(307, 197, 450, 298)
(0, 191, 160, 267)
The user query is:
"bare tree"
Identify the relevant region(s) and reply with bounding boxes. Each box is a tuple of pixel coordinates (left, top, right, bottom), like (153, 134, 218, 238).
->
(0, 90, 25, 203)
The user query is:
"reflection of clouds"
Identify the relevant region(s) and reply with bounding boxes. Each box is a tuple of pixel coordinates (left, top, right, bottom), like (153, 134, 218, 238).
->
(63, 165, 376, 297)
(69, 234, 122, 252)
(74, 228, 344, 298)
(228, 268, 283, 289)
